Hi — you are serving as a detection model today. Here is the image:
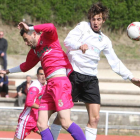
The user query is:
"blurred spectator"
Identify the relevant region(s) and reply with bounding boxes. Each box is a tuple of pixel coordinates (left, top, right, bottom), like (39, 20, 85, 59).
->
(0, 31, 8, 70)
(16, 75, 32, 106)
(0, 73, 9, 97)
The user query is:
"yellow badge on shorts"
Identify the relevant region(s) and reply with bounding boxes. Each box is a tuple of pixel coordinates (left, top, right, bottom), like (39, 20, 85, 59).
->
(58, 99, 63, 107)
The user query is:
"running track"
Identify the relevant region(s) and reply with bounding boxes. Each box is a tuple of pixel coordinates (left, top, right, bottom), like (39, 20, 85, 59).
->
(0, 131, 140, 140)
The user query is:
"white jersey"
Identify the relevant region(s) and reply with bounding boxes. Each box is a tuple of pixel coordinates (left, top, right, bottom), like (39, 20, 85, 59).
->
(19, 80, 44, 122)
(64, 21, 133, 80)
(15, 80, 46, 140)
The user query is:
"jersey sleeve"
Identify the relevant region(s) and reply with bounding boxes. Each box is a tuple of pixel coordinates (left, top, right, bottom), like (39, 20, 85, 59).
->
(20, 49, 40, 72)
(34, 23, 58, 41)
(64, 22, 85, 50)
(25, 86, 39, 107)
(103, 39, 133, 80)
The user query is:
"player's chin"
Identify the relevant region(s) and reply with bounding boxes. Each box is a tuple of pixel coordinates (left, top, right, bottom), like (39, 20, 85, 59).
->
(93, 27, 100, 32)
(31, 46, 36, 49)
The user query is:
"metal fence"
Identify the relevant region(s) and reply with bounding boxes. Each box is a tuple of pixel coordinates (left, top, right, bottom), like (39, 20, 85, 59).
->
(0, 107, 140, 135)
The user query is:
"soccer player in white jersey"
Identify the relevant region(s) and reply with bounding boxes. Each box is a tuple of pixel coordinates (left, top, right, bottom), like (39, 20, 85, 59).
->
(63, 2, 140, 140)
(14, 67, 46, 140)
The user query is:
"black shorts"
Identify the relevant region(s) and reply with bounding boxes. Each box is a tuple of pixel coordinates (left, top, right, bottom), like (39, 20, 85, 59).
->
(69, 71, 100, 104)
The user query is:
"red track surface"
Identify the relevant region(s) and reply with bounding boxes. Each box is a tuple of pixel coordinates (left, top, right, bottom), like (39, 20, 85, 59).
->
(0, 131, 140, 140)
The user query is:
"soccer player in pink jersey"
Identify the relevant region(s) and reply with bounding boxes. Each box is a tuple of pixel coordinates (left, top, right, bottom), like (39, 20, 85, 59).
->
(14, 67, 46, 140)
(0, 22, 86, 140)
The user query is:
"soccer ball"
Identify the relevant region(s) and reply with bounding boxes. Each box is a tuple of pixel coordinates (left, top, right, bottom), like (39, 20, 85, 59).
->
(127, 22, 140, 41)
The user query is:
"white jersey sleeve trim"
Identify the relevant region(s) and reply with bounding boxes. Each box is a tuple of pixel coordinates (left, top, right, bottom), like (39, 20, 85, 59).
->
(128, 75, 134, 80)
(29, 26, 34, 31)
(9, 65, 22, 73)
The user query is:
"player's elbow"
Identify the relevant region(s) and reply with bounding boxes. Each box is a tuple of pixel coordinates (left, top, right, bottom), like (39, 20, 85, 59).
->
(45, 23, 55, 32)
(64, 39, 70, 49)
(20, 64, 31, 72)
(48, 23, 55, 29)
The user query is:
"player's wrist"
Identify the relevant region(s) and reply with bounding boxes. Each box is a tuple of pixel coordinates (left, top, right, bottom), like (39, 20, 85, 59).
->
(29, 26, 34, 31)
(6, 70, 10, 74)
(128, 75, 134, 81)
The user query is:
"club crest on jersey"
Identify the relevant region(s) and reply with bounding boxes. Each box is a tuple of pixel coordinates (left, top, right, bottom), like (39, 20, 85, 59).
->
(38, 95, 42, 100)
(58, 99, 63, 107)
(40, 41, 43, 45)
(98, 35, 103, 42)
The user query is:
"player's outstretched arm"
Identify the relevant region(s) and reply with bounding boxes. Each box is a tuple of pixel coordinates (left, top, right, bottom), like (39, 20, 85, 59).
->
(131, 77, 140, 87)
(17, 22, 29, 32)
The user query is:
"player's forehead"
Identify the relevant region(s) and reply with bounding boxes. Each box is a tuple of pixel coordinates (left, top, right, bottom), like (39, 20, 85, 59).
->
(26, 76, 31, 79)
(38, 69, 44, 74)
(91, 13, 103, 19)
(22, 33, 30, 40)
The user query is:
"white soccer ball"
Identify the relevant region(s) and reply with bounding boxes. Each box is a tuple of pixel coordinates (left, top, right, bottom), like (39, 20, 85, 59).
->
(127, 22, 140, 41)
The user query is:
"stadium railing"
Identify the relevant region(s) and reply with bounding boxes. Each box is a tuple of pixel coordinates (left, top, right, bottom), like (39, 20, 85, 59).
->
(0, 106, 140, 135)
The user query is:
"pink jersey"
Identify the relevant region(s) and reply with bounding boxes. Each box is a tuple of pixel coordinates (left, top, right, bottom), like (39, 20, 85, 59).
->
(20, 23, 73, 78)
(19, 80, 45, 123)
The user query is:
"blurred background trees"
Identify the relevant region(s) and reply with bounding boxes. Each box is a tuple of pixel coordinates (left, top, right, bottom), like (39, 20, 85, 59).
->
(0, 0, 140, 58)
(0, 0, 140, 30)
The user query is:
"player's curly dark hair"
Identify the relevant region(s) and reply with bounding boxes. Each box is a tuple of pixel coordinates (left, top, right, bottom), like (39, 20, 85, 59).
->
(88, 2, 109, 21)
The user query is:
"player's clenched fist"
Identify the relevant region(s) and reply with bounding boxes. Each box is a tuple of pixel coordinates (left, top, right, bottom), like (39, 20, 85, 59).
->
(131, 77, 140, 87)
(0, 70, 9, 74)
(17, 22, 29, 32)
(79, 44, 88, 53)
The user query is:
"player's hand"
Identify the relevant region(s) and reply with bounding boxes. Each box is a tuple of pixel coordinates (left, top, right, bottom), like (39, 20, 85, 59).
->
(0, 82, 4, 87)
(1, 52, 4, 57)
(0, 70, 9, 74)
(79, 44, 88, 53)
(17, 22, 29, 32)
(131, 77, 140, 87)
(0, 70, 7, 74)
(18, 92, 22, 96)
